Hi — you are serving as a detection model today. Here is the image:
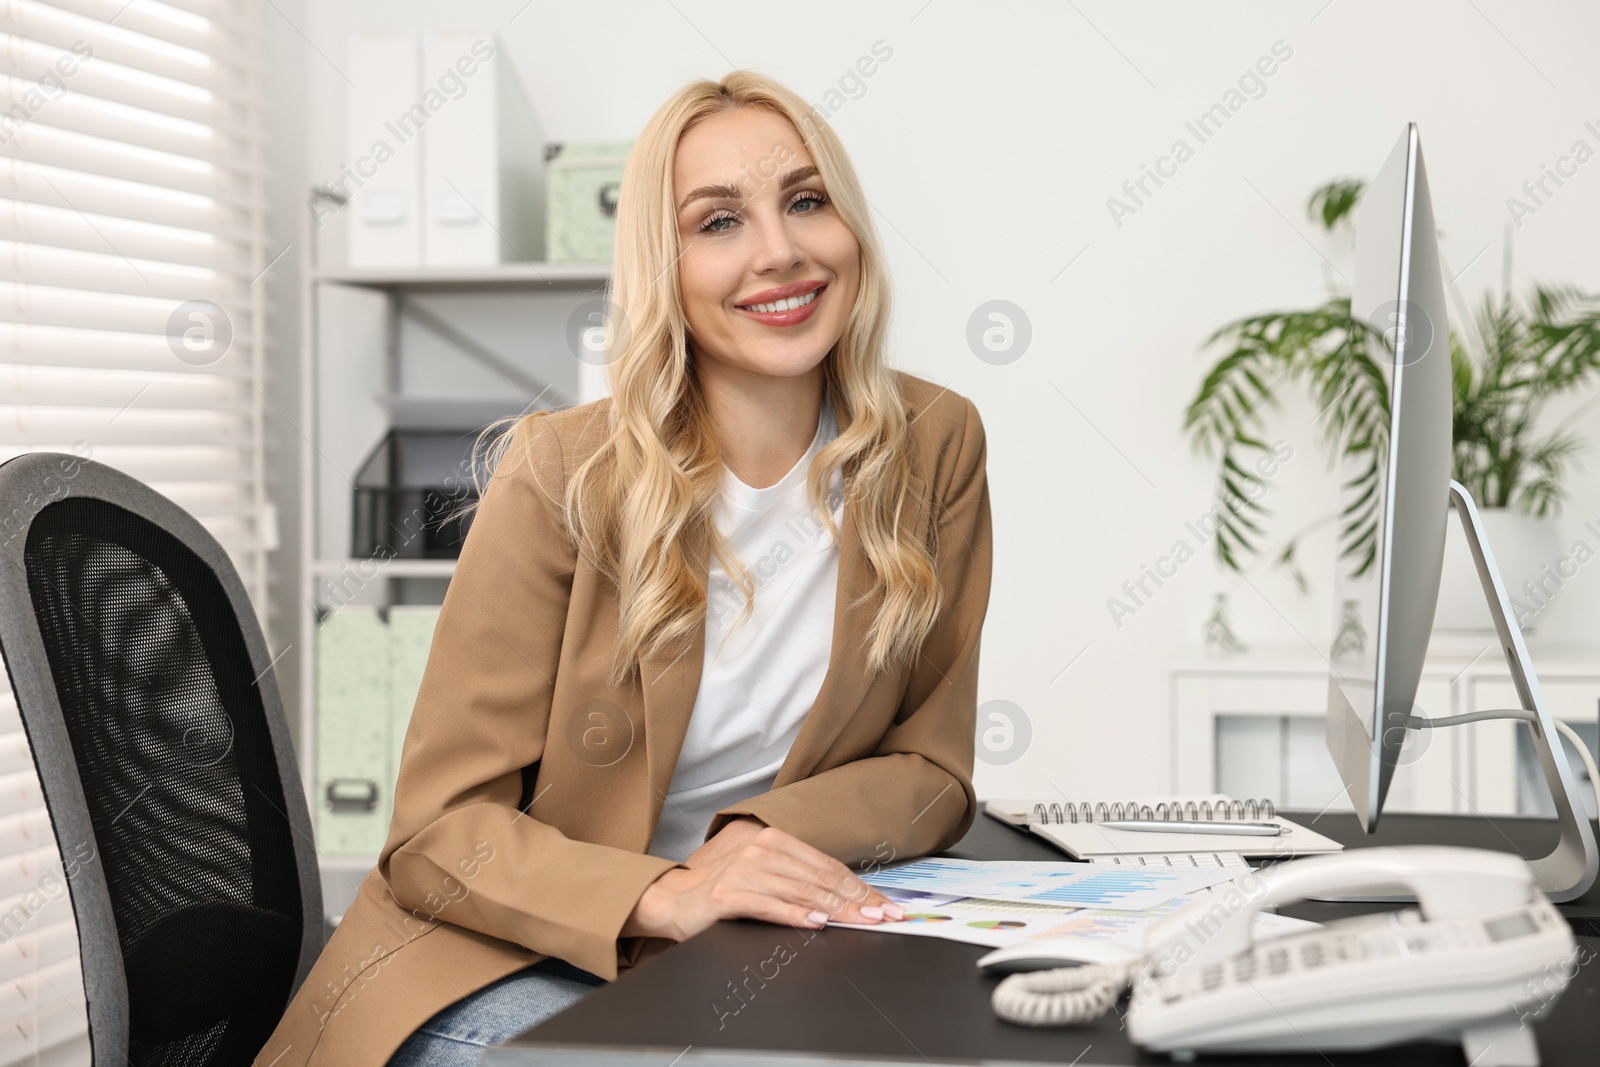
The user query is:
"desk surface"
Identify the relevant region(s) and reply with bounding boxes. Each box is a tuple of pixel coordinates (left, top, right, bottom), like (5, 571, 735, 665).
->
(494, 810, 1600, 1066)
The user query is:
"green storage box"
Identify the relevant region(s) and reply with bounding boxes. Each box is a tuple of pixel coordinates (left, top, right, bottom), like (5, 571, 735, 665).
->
(315, 607, 391, 856)
(545, 140, 632, 262)
(387, 605, 441, 789)
(314, 604, 442, 858)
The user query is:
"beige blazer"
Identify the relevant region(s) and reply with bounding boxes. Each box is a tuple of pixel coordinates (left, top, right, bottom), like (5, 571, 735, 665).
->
(253, 373, 993, 1067)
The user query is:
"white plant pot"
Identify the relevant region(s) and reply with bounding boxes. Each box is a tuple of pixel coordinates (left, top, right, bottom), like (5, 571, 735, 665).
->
(1433, 506, 1564, 634)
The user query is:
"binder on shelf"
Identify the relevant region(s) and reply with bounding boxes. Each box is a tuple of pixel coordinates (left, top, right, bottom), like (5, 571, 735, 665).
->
(421, 31, 545, 266)
(315, 607, 393, 855)
(347, 34, 424, 268)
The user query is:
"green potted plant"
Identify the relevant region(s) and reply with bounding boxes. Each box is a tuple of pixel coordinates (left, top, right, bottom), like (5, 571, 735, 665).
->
(1184, 178, 1600, 654)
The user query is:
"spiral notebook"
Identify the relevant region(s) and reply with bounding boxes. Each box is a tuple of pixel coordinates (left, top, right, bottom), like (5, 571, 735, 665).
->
(983, 793, 1344, 860)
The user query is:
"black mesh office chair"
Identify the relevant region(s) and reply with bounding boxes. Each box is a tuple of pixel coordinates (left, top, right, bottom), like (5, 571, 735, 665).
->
(0, 453, 322, 1066)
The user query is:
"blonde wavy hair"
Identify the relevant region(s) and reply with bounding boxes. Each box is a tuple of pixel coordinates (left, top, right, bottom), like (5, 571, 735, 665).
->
(478, 70, 940, 686)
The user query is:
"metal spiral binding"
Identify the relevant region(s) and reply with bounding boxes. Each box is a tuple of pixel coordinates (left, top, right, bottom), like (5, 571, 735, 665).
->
(1028, 798, 1276, 824)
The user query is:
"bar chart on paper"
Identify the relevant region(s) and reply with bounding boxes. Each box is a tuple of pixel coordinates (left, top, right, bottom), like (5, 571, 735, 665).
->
(1009, 869, 1183, 907)
(862, 857, 1241, 911)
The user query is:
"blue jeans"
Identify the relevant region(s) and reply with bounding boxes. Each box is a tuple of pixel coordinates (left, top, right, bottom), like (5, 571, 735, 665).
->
(384, 957, 603, 1066)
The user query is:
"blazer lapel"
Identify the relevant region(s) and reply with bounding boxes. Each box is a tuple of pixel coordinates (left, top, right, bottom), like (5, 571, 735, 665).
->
(638, 568, 708, 813)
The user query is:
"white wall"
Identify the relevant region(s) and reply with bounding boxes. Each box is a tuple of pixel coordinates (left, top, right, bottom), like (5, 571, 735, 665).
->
(263, 0, 1600, 801)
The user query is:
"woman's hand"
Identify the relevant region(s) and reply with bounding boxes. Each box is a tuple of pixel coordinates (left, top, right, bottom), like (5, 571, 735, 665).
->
(620, 816, 905, 942)
(678, 813, 769, 868)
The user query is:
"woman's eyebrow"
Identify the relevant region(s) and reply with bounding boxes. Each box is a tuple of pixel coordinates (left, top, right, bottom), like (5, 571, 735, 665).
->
(677, 164, 821, 213)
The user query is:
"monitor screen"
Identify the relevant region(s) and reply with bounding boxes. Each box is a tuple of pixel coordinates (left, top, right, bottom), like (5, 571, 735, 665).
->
(1330, 135, 1408, 744)
(1326, 123, 1453, 829)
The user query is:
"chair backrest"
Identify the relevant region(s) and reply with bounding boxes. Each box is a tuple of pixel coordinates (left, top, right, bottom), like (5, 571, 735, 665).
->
(0, 453, 322, 1066)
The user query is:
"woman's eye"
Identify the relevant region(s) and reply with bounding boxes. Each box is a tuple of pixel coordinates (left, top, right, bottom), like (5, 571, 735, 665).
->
(697, 191, 826, 234)
(790, 191, 827, 213)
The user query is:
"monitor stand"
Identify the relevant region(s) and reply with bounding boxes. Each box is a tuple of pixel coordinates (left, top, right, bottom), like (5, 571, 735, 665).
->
(1312, 481, 1598, 904)
(1434, 480, 1597, 902)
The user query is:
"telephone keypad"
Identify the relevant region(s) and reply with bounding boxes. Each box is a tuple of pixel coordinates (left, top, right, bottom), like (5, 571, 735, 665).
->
(1157, 905, 1552, 1008)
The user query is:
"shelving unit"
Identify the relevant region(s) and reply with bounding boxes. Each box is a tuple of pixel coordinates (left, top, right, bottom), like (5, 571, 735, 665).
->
(298, 255, 611, 918)
(316, 261, 611, 292)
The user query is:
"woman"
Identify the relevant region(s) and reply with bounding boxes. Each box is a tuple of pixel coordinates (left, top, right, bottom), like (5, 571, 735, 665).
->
(253, 69, 992, 1067)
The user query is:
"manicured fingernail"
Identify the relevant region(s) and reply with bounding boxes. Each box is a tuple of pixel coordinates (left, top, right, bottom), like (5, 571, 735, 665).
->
(883, 902, 904, 919)
(808, 910, 829, 925)
(859, 905, 883, 920)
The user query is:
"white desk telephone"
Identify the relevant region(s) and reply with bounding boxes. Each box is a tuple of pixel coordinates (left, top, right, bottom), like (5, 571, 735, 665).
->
(991, 846, 1576, 1066)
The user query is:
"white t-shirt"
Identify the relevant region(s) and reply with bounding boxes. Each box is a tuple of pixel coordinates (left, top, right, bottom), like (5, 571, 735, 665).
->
(646, 396, 843, 863)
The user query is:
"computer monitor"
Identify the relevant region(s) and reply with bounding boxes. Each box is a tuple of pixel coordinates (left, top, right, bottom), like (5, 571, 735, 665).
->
(1325, 123, 1452, 831)
(1325, 124, 1598, 901)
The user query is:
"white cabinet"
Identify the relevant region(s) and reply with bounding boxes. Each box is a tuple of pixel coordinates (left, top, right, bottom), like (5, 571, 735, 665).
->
(1170, 640, 1600, 817)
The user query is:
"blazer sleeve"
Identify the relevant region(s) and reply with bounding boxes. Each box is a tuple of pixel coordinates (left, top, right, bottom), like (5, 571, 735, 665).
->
(704, 395, 993, 867)
(378, 412, 681, 981)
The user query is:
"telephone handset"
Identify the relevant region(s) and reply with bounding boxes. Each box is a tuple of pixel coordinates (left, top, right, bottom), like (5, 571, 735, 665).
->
(992, 846, 1575, 1066)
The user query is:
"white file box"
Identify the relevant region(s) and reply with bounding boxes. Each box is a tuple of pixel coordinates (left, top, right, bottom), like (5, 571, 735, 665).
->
(421, 31, 545, 265)
(346, 34, 424, 267)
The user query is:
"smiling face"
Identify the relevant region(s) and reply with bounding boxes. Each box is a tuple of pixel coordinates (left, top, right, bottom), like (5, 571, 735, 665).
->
(673, 106, 861, 385)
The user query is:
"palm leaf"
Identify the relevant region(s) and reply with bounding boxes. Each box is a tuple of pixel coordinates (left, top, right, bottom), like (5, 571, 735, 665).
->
(1307, 178, 1365, 232)
(1187, 176, 1600, 615)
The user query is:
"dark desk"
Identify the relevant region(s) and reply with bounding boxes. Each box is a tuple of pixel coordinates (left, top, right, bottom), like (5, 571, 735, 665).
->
(494, 810, 1600, 1065)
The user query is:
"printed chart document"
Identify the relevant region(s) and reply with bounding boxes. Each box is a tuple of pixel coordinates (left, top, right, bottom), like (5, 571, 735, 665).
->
(862, 857, 1242, 911)
(981, 896, 1315, 953)
(829, 883, 1319, 955)
(830, 892, 1084, 948)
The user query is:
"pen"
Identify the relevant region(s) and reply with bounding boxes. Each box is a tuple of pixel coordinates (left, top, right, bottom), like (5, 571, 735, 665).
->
(1099, 820, 1287, 837)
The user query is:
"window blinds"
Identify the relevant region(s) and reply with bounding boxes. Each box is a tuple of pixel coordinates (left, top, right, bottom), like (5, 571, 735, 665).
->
(0, 2, 264, 1063)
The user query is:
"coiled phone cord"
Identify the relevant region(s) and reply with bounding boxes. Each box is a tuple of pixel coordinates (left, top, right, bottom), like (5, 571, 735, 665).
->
(990, 960, 1139, 1026)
